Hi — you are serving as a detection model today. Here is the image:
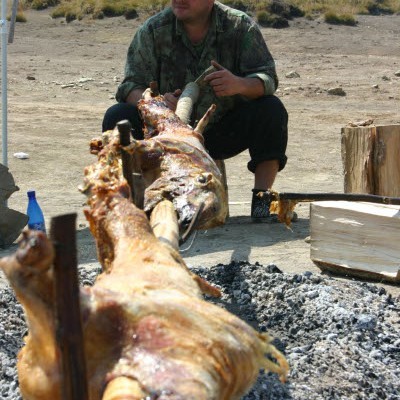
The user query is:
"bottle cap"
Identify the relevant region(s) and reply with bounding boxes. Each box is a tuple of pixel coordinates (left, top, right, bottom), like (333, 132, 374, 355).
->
(27, 190, 36, 198)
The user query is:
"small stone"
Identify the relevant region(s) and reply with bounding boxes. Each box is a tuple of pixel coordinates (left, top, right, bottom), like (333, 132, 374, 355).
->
(307, 290, 319, 299)
(327, 87, 346, 96)
(369, 350, 383, 360)
(357, 314, 377, 331)
(78, 77, 94, 83)
(382, 75, 390, 81)
(285, 71, 300, 78)
(26, 75, 36, 80)
(395, 70, 400, 77)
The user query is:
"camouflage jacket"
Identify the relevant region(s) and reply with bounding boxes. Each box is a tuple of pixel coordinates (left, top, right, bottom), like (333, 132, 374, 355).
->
(116, 1, 279, 128)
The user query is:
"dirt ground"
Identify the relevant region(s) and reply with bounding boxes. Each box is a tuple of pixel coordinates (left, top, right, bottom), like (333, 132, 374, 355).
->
(0, 9, 399, 295)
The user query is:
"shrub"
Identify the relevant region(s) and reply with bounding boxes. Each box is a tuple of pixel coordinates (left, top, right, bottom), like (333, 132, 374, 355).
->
(366, 0, 395, 15)
(65, 11, 78, 22)
(324, 11, 357, 26)
(257, 10, 289, 28)
(221, 0, 248, 12)
(28, 0, 60, 10)
(124, 9, 139, 20)
(268, 0, 291, 19)
(7, 12, 27, 22)
(288, 4, 305, 18)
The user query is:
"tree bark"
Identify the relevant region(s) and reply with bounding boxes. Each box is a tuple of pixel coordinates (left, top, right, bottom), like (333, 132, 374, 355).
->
(341, 124, 400, 196)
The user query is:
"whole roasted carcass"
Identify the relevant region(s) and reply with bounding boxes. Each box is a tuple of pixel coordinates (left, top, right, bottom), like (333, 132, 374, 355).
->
(94, 84, 228, 232)
(0, 130, 288, 399)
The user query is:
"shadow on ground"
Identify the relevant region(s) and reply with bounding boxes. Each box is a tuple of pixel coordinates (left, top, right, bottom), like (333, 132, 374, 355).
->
(181, 216, 310, 263)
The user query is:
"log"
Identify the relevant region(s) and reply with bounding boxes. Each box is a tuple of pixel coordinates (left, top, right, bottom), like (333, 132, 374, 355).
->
(310, 201, 400, 283)
(341, 124, 400, 196)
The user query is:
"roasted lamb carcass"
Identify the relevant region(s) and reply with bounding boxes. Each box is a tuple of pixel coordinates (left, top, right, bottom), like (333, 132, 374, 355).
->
(0, 132, 288, 400)
(121, 85, 228, 232)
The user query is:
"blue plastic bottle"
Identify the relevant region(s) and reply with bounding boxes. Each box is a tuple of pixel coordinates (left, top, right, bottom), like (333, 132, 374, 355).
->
(27, 190, 46, 233)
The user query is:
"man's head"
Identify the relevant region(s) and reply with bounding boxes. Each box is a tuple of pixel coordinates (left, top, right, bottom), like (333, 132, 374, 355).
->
(171, 0, 214, 23)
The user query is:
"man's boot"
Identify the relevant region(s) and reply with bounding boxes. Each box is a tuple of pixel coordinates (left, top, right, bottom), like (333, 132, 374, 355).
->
(250, 189, 279, 223)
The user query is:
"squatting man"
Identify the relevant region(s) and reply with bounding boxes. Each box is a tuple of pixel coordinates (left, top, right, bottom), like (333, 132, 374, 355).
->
(103, 0, 289, 222)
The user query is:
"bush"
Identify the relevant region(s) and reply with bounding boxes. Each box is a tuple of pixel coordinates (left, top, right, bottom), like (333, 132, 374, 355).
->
(324, 11, 357, 26)
(268, 0, 291, 19)
(221, 0, 248, 12)
(288, 4, 305, 18)
(28, 0, 60, 10)
(7, 12, 27, 22)
(124, 9, 139, 20)
(257, 10, 289, 28)
(65, 10, 78, 22)
(366, 0, 395, 15)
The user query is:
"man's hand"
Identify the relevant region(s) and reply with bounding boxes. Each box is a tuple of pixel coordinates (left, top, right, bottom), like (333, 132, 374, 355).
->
(204, 60, 265, 99)
(204, 60, 243, 97)
(164, 89, 182, 111)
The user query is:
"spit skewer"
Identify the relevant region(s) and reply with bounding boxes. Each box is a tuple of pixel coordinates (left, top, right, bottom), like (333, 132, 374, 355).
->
(258, 190, 400, 205)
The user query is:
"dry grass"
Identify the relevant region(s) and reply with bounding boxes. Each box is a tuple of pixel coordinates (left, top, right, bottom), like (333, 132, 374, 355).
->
(12, 0, 400, 22)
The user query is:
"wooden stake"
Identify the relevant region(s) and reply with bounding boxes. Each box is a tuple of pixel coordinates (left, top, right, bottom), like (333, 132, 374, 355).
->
(51, 213, 88, 400)
(150, 200, 179, 251)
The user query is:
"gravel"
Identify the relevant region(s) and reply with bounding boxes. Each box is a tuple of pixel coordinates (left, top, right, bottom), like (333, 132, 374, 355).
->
(1, 261, 399, 400)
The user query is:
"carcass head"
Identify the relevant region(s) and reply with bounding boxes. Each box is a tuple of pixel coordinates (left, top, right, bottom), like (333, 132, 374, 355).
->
(145, 170, 228, 232)
(175, 171, 228, 231)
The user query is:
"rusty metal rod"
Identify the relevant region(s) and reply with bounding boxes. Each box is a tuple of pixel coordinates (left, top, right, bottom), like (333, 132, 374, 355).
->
(265, 191, 400, 205)
(51, 213, 88, 400)
(118, 120, 136, 202)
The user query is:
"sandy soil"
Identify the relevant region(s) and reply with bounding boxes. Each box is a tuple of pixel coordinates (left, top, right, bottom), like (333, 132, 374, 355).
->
(1, 9, 400, 294)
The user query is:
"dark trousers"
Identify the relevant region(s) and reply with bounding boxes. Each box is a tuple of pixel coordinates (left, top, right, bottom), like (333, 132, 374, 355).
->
(102, 95, 288, 173)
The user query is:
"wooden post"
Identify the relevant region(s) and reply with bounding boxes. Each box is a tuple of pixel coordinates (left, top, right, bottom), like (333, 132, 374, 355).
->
(341, 124, 400, 196)
(51, 213, 88, 400)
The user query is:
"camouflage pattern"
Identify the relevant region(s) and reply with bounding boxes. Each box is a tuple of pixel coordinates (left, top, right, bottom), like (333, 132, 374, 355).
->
(116, 1, 279, 128)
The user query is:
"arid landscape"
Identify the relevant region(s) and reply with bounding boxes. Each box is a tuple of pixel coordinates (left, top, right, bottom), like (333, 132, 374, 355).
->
(0, 8, 400, 400)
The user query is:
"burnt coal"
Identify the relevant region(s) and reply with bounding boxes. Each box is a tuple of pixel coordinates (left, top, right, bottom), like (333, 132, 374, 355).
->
(1, 262, 399, 399)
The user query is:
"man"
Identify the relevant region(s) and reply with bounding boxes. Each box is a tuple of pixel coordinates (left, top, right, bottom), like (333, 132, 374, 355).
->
(103, 0, 289, 222)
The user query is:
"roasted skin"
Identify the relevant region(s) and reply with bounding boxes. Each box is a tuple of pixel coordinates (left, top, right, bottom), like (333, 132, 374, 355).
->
(123, 92, 228, 231)
(0, 134, 288, 400)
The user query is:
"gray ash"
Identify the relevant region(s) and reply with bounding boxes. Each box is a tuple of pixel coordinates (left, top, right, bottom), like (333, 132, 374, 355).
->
(1, 262, 399, 400)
